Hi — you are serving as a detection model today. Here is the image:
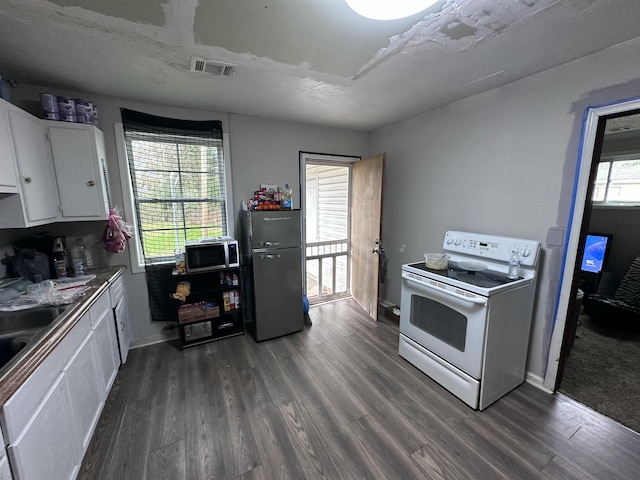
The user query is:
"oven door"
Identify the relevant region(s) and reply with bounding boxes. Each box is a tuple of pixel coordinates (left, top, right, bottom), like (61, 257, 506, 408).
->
(399, 271, 488, 379)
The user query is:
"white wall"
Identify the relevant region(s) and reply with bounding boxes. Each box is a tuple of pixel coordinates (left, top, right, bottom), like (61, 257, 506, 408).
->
(370, 37, 640, 383)
(7, 86, 368, 346)
(228, 114, 367, 236)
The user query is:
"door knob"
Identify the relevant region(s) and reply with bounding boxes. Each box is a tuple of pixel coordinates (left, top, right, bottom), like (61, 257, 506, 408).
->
(24, 177, 32, 184)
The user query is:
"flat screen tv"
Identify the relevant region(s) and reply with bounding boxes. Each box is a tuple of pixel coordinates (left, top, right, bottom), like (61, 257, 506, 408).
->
(580, 233, 612, 274)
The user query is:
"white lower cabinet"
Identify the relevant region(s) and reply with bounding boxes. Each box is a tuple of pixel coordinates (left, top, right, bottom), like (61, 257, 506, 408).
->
(0, 456, 12, 480)
(1, 284, 122, 480)
(0, 425, 11, 480)
(91, 295, 120, 398)
(63, 331, 103, 457)
(110, 276, 131, 364)
(7, 373, 78, 480)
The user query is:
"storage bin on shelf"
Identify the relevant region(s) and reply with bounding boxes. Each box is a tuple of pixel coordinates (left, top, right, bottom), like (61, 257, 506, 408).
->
(178, 301, 220, 324)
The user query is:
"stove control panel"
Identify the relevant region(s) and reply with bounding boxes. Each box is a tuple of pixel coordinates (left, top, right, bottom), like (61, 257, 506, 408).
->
(443, 231, 540, 266)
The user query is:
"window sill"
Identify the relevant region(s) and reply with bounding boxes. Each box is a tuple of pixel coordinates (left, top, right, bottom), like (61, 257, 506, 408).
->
(592, 203, 640, 210)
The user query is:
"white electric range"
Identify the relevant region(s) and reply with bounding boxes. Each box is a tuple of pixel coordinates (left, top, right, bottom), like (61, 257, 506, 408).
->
(399, 231, 541, 410)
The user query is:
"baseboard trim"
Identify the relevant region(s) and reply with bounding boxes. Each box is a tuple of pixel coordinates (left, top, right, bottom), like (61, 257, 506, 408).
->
(131, 332, 178, 349)
(525, 372, 554, 394)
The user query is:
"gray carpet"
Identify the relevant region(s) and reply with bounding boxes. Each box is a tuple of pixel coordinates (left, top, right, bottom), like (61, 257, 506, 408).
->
(560, 313, 640, 433)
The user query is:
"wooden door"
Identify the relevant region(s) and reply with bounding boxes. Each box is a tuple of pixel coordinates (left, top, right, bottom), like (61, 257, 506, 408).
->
(351, 153, 385, 320)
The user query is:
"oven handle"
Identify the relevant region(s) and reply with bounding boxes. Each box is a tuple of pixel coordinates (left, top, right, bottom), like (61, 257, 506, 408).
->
(402, 271, 488, 306)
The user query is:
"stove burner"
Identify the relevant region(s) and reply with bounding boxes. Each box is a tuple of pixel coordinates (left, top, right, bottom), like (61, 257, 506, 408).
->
(408, 261, 519, 289)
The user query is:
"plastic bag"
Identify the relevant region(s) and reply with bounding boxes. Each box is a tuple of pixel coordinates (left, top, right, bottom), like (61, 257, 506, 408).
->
(3, 248, 51, 282)
(102, 207, 133, 253)
(25, 280, 89, 306)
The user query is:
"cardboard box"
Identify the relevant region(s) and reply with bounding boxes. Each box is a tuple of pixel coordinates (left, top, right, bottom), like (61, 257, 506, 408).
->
(178, 302, 220, 324)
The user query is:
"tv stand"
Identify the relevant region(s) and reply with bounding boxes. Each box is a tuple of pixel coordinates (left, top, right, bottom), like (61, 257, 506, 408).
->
(578, 271, 603, 298)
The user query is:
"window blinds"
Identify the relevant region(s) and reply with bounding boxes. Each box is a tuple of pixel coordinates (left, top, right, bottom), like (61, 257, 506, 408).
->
(120, 108, 226, 322)
(120, 108, 226, 263)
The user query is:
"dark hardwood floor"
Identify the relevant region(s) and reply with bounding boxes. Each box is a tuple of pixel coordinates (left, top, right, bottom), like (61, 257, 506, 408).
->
(78, 298, 640, 479)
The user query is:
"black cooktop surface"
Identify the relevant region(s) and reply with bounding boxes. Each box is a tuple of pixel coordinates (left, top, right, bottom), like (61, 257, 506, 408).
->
(408, 261, 520, 289)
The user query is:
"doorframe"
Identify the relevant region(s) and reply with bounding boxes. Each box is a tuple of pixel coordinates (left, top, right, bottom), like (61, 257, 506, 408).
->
(543, 96, 640, 392)
(299, 152, 360, 302)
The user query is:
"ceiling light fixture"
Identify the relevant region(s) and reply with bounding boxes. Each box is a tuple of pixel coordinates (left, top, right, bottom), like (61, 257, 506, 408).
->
(345, 0, 439, 20)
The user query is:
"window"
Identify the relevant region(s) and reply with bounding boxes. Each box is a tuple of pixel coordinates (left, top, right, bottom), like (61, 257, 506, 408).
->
(116, 110, 232, 272)
(125, 131, 227, 261)
(593, 155, 640, 206)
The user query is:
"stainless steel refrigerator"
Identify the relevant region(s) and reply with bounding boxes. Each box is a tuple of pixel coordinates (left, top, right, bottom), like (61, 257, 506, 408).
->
(240, 209, 304, 341)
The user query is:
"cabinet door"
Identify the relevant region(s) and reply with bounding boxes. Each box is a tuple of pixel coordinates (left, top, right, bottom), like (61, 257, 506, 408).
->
(0, 455, 12, 480)
(0, 103, 18, 192)
(63, 331, 103, 457)
(7, 373, 78, 480)
(0, 425, 10, 480)
(93, 305, 120, 397)
(8, 109, 59, 224)
(114, 297, 131, 364)
(48, 123, 110, 220)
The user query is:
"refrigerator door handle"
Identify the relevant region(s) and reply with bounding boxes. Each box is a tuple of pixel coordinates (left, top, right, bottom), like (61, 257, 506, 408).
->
(260, 241, 281, 247)
(260, 254, 281, 260)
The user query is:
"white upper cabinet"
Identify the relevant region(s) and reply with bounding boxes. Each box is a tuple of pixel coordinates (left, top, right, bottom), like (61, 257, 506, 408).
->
(0, 99, 60, 227)
(45, 121, 111, 221)
(0, 105, 18, 193)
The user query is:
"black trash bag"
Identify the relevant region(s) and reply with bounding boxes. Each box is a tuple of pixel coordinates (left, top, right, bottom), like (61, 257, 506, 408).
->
(3, 249, 51, 282)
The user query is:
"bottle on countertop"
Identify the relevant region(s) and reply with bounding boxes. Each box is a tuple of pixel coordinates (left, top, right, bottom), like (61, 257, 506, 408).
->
(507, 249, 521, 279)
(82, 239, 94, 271)
(52, 237, 67, 278)
(70, 238, 87, 276)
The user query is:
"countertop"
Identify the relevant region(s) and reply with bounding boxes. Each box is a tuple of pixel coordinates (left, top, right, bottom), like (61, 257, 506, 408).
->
(0, 266, 126, 405)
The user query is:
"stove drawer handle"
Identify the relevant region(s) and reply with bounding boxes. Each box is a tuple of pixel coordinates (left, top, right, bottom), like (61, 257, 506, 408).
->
(402, 271, 487, 306)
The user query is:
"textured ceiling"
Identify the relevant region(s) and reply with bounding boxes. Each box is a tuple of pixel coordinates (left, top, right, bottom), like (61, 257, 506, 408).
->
(1, 0, 640, 131)
(605, 114, 640, 137)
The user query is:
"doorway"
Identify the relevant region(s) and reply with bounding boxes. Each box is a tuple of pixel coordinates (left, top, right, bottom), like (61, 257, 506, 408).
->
(303, 160, 351, 304)
(299, 152, 385, 319)
(554, 109, 640, 432)
(545, 97, 640, 395)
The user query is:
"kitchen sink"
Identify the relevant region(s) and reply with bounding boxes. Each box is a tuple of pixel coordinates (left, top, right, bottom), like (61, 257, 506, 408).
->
(0, 306, 69, 370)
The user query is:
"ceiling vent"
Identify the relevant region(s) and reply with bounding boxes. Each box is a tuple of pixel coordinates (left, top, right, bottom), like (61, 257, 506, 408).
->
(190, 57, 237, 76)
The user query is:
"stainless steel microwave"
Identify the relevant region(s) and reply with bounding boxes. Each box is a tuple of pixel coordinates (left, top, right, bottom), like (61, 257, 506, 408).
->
(184, 237, 239, 273)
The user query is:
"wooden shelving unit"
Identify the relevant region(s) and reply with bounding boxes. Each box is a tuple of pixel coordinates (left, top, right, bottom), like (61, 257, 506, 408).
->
(172, 267, 243, 349)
